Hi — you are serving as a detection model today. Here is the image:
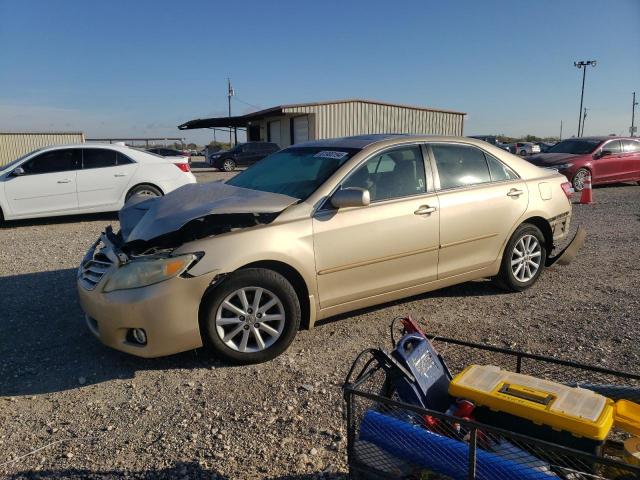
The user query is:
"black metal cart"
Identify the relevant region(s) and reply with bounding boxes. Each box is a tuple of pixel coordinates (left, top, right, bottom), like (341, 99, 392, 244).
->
(343, 334, 640, 480)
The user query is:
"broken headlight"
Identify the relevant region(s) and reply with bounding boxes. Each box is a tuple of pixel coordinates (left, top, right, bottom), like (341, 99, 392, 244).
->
(103, 254, 197, 292)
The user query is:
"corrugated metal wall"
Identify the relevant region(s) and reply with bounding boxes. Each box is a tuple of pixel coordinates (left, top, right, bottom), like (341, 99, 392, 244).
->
(283, 100, 464, 139)
(0, 132, 85, 166)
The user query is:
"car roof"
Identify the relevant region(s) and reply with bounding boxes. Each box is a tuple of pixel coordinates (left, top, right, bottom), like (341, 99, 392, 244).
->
(290, 134, 524, 150)
(290, 134, 410, 149)
(564, 136, 631, 142)
(24, 143, 132, 152)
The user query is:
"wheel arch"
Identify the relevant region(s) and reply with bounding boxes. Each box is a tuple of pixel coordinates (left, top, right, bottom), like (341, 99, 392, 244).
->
(520, 216, 553, 251)
(198, 260, 313, 332)
(239, 260, 311, 330)
(125, 182, 164, 200)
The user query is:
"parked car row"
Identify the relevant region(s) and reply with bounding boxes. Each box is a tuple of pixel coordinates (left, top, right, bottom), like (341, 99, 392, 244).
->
(0, 144, 196, 221)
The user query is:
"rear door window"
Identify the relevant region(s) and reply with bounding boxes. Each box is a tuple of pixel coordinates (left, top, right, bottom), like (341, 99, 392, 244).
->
(431, 144, 492, 189)
(621, 140, 640, 153)
(22, 149, 81, 174)
(83, 148, 118, 169)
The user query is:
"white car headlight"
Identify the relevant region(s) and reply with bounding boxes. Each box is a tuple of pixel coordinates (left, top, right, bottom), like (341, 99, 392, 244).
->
(210, 154, 221, 159)
(103, 254, 196, 292)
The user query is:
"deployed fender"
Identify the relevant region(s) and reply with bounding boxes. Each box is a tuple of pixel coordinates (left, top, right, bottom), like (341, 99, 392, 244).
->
(545, 226, 586, 267)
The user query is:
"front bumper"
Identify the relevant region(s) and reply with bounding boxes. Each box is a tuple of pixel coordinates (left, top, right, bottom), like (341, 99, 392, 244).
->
(77, 241, 217, 358)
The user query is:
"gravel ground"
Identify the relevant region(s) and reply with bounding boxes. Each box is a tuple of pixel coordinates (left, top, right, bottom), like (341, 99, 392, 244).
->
(0, 173, 639, 479)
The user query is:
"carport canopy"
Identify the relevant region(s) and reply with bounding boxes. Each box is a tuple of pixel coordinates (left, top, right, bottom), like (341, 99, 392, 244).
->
(178, 106, 284, 130)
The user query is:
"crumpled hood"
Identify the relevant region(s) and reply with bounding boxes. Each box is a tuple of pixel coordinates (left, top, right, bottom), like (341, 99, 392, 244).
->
(527, 153, 580, 166)
(119, 182, 298, 243)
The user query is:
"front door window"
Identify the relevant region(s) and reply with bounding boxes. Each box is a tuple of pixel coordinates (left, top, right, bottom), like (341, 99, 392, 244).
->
(341, 146, 426, 201)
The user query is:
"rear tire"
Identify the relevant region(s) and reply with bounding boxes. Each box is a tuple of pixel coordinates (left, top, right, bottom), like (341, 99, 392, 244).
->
(201, 268, 301, 364)
(494, 224, 547, 292)
(125, 184, 162, 202)
(222, 159, 236, 172)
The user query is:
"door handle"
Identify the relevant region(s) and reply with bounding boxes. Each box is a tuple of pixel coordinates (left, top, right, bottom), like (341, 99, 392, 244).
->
(414, 205, 437, 215)
(114, 173, 128, 177)
(57, 179, 72, 184)
(507, 188, 524, 197)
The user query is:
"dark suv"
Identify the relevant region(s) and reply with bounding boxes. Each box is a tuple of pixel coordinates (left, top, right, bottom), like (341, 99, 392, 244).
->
(208, 142, 280, 171)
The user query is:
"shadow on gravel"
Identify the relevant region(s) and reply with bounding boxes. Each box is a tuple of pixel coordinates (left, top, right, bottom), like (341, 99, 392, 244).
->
(0, 268, 222, 398)
(0, 269, 504, 397)
(316, 278, 506, 328)
(0, 212, 118, 228)
(4, 461, 345, 479)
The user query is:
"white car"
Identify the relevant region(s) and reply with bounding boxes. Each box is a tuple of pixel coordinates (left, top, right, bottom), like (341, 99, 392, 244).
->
(0, 144, 196, 221)
(513, 142, 541, 156)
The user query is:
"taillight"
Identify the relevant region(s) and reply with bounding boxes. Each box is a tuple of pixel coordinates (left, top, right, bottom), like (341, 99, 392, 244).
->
(174, 162, 191, 172)
(561, 181, 574, 199)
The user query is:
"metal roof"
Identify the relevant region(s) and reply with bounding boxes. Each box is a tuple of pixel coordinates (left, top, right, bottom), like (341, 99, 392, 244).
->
(178, 99, 466, 130)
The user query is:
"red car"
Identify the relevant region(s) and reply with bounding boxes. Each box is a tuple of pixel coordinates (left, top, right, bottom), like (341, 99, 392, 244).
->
(526, 136, 640, 191)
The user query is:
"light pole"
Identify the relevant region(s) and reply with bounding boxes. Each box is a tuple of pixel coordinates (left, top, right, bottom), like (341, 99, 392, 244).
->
(574, 60, 596, 137)
(227, 78, 234, 145)
(632, 92, 638, 137)
(580, 108, 589, 137)
(559, 120, 563, 140)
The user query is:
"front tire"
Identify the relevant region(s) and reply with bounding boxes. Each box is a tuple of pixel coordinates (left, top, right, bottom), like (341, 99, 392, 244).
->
(494, 224, 547, 292)
(201, 268, 301, 364)
(572, 168, 590, 192)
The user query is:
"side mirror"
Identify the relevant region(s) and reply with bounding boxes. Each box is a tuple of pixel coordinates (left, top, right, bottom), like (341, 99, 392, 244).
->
(330, 187, 370, 209)
(596, 150, 611, 159)
(11, 166, 25, 176)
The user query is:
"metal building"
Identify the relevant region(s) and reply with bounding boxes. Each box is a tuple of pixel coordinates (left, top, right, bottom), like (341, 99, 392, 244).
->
(0, 132, 85, 166)
(178, 99, 465, 147)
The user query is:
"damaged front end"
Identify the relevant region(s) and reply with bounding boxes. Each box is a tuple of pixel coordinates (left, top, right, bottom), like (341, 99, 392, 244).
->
(117, 182, 298, 256)
(79, 182, 299, 291)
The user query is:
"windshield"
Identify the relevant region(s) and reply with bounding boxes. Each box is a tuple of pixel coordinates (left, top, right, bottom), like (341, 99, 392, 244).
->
(227, 147, 360, 199)
(0, 149, 43, 172)
(548, 139, 601, 154)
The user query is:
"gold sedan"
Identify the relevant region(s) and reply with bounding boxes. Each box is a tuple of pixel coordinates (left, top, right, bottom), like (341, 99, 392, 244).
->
(77, 135, 582, 363)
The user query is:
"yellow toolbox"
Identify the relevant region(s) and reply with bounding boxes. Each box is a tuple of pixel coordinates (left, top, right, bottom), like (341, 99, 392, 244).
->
(449, 365, 618, 440)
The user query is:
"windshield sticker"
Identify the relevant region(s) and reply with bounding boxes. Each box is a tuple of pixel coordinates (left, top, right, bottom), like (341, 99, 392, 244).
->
(313, 151, 349, 160)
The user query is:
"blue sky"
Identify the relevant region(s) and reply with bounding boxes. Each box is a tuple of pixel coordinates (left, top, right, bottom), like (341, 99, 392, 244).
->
(0, 0, 638, 144)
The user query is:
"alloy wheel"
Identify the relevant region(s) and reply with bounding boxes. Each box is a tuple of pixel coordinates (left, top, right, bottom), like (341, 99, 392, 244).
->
(573, 169, 588, 191)
(137, 189, 159, 197)
(215, 287, 285, 353)
(510, 234, 542, 282)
